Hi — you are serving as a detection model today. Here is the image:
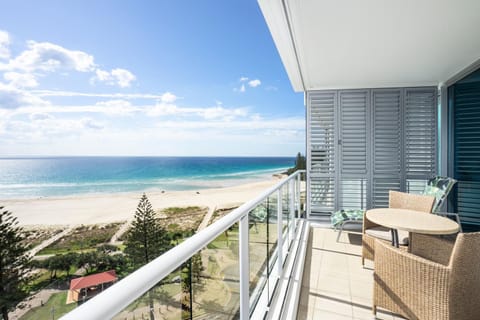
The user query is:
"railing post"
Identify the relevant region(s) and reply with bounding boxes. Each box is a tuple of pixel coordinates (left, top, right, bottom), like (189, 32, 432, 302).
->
(239, 215, 250, 320)
(289, 179, 295, 241)
(297, 173, 301, 218)
(277, 189, 283, 277)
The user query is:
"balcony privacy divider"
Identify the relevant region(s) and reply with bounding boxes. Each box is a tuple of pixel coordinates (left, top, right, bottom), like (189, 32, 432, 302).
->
(60, 170, 305, 320)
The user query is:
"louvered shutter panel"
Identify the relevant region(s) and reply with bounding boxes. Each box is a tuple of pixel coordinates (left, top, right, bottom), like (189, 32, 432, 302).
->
(372, 89, 402, 208)
(308, 91, 336, 215)
(453, 81, 480, 230)
(338, 90, 369, 209)
(306, 87, 438, 216)
(404, 88, 437, 193)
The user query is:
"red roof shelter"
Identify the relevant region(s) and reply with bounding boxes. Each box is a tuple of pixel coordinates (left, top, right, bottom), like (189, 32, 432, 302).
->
(67, 270, 118, 304)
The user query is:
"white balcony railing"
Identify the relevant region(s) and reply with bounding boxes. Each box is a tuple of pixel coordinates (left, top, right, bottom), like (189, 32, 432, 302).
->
(61, 170, 306, 320)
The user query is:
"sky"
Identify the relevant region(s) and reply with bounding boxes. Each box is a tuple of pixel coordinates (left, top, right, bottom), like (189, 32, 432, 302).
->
(0, 0, 305, 157)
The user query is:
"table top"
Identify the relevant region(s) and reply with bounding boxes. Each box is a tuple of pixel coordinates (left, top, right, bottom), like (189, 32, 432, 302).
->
(366, 208, 460, 235)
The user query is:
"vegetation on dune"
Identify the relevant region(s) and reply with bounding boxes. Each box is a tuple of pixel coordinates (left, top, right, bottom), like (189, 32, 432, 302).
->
(37, 222, 123, 255)
(0, 207, 31, 320)
(22, 227, 65, 250)
(159, 206, 207, 233)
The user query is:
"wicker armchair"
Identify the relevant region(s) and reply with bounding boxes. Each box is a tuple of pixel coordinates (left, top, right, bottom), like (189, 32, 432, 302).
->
(373, 232, 480, 320)
(361, 191, 435, 265)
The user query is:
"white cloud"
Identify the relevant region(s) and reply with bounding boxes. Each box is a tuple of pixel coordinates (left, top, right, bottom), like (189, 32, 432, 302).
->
(0, 115, 305, 156)
(30, 112, 54, 121)
(111, 68, 136, 87)
(94, 69, 110, 81)
(146, 103, 180, 117)
(31, 90, 164, 100)
(160, 92, 177, 103)
(2, 41, 95, 73)
(156, 117, 304, 131)
(234, 77, 261, 92)
(201, 106, 248, 120)
(248, 79, 261, 88)
(3, 116, 103, 142)
(0, 34, 136, 89)
(0, 83, 49, 109)
(146, 101, 248, 121)
(80, 118, 104, 130)
(4, 72, 38, 88)
(91, 68, 136, 88)
(95, 99, 139, 116)
(13, 100, 140, 117)
(0, 30, 10, 60)
(250, 113, 262, 121)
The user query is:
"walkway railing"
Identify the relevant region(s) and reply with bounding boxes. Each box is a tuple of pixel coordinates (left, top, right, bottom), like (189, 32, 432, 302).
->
(61, 170, 306, 320)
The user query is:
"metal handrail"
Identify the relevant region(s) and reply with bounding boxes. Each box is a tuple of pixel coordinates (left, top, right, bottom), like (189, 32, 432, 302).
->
(61, 170, 305, 320)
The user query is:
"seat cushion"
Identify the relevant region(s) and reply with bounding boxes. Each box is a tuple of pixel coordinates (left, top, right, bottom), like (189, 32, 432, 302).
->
(365, 226, 409, 245)
(331, 209, 364, 227)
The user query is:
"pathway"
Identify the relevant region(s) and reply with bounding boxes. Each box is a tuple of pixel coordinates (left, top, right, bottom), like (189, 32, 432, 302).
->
(8, 289, 62, 320)
(110, 220, 131, 244)
(196, 204, 217, 232)
(28, 227, 73, 257)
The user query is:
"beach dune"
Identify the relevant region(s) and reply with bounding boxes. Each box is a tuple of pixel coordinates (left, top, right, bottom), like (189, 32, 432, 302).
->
(3, 179, 281, 226)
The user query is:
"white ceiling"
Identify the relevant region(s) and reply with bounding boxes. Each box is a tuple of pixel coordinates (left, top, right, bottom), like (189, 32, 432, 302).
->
(258, 0, 480, 92)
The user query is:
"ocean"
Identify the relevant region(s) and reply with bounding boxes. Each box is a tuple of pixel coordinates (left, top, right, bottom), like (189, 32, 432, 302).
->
(0, 156, 294, 199)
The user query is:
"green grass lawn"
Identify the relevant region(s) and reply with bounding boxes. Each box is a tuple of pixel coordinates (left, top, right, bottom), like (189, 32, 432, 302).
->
(19, 292, 76, 320)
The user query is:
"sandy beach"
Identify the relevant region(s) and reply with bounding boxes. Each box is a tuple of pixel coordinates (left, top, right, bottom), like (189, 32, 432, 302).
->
(2, 178, 283, 226)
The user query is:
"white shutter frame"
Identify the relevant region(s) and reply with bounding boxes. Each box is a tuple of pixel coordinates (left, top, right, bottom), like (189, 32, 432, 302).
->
(307, 91, 337, 215)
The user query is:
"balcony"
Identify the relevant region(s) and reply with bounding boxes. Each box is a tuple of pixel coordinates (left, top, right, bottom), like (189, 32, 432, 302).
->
(58, 171, 415, 320)
(58, 0, 480, 318)
(61, 171, 309, 320)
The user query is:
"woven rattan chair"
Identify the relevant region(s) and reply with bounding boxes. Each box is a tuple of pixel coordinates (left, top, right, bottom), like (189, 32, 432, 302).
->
(373, 232, 480, 320)
(361, 191, 435, 266)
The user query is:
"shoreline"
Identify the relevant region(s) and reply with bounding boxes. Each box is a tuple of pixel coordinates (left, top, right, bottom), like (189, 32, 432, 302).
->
(2, 176, 285, 226)
(0, 166, 291, 201)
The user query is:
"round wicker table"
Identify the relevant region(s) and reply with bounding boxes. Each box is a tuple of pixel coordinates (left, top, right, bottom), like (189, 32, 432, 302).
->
(366, 208, 460, 247)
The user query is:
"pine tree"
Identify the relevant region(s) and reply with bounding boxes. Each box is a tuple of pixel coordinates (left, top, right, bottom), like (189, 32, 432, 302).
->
(124, 193, 170, 268)
(124, 194, 170, 320)
(0, 207, 31, 320)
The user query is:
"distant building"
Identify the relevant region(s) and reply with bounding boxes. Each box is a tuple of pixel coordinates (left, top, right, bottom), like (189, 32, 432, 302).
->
(66, 270, 118, 304)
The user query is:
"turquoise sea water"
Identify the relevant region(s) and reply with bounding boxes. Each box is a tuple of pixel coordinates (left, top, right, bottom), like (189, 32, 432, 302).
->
(0, 157, 294, 199)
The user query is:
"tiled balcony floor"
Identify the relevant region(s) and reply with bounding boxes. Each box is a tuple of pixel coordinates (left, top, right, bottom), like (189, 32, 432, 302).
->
(297, 226, 405, 320)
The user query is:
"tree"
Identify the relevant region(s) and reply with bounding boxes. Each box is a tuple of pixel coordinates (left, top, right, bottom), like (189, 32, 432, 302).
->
(180, 262, 192, 320)
(124, 194, 171, 320)
(0, 207, 31, 320)
(287, 152, 306, 175)
(77, 251, 100, 275)
(190, 253, 204, 282)
(43, 253, 78, 279)
(124, 194, 170, 267)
